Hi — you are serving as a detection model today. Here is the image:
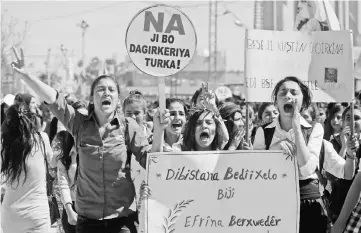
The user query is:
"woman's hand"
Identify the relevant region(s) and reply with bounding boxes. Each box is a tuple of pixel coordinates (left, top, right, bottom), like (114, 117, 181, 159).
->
(152, 108, 170, 133)
(346, 133, 359, 157)
(228, 127, 245, 150)
(215, 116, 229, 150)
(292, 99, 301, 131)
(67, 208, 78, 225)
(272, 138, 297, 160)
(241, 139, 253, 150)
(140, 182, 152, 199)
(340, 126, 351, 148)
(11, 47, 27, 76)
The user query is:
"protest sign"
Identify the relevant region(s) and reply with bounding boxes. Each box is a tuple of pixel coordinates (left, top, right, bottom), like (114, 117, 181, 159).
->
(245, 30, 353, 102)
(126, 4, 197, 77)
(145, 150, 299, 233)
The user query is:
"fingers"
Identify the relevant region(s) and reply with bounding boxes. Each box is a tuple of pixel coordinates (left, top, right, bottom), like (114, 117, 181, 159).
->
(12, 65, 26, 75)
(12, 46, 20, 61)
(140, 184, 152, 198)
(293, 98, 299, 113)
(20, 48, 24, 61)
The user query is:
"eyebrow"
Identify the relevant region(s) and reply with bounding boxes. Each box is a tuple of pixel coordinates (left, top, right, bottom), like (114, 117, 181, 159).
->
(96, 85, 115, 89)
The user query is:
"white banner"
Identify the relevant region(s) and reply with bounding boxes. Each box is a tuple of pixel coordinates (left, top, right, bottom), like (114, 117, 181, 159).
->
(145, 150, 300, 233)
(245, 29, 353, 102)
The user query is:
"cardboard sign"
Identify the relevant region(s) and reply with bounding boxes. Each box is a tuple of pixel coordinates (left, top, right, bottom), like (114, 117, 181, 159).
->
(245, 30, 353, 102)
(126, 4, 197, 77)
(144, 151, 300, 233)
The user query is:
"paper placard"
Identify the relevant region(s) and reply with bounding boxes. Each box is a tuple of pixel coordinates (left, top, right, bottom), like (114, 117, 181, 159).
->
(245, 29, 354, 102)
(145, 150, 300, 233)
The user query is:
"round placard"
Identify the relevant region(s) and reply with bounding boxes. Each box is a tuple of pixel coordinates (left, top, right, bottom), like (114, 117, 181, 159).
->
(126, 4, 197, 77)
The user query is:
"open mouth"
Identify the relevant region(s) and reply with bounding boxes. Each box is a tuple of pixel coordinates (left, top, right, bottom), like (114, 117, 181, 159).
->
(283, 103, 293, 113)
(200, 132, 210, 141)
(102, 99, 111, 106)
(172, 122, 182, 130)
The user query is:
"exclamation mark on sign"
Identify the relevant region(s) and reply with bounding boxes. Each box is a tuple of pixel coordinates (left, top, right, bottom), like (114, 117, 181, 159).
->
(177, 60, 180, 69)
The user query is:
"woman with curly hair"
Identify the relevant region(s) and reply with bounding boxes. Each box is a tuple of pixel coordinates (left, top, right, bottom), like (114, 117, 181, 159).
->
(1, 103, 53, 233)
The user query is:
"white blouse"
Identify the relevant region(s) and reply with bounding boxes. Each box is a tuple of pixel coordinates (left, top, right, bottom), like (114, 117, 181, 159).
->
(253, 117, 323, 180)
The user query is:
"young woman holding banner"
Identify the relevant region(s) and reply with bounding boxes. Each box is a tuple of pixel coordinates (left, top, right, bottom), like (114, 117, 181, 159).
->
(252, 76, 342, 233)
(10, 47, 170, 233)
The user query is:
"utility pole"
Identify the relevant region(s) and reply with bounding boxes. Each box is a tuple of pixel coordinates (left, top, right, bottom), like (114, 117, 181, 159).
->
(254, 0, 264, 29)
(273, 1, 277, 30)
(77, 20, 89, 75)
(208, 0, 218, 87)
(45, 48, 51, 86)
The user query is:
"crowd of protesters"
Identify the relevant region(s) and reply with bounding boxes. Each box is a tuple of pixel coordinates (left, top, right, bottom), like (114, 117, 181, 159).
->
(1, 47, 361, 233)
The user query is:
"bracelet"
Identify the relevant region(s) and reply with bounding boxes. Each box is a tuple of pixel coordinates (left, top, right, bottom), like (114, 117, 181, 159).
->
(346, 153, 356, 160)
(65, 202, 73, 207)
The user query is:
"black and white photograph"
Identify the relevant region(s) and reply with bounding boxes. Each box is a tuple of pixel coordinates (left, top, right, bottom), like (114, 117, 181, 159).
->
(1, 1, 361, 233)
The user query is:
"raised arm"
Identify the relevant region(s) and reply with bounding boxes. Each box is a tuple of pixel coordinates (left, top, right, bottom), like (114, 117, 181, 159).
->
(11, 47, 57, 104)
(12, 48, 83, 136)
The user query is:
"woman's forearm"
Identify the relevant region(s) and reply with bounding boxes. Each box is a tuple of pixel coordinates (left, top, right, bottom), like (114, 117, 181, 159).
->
(336, 173, 361, 225)
(151, 130, 164, 153)
(343, 158, 355, 180)
(294, 128, 312, 167)
(15, 72, 57, 104)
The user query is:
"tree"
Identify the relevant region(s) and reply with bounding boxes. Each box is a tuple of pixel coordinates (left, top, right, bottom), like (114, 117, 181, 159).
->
(1, 10, 28, 95)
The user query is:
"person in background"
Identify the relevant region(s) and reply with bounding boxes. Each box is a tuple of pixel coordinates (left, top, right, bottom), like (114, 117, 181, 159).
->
(145, 101, 158, 132)
(302, 104, 318, 125)
(123, 90, 153, 143)
(163, 98, 188, 152)
(251, 102, 279, 144)
(316, 107, 327, 126)
(240, 102, 255, 143)
(328, 105, 361, 223)
(1, 103, 53, 233)
(257, 102, 279, 125)
(52, 100, 88, 233)
(324, 104, 344, 141)
(1, 94, 15, 125)
(55, 130, 77, 233)
(219, 102, 251, 150)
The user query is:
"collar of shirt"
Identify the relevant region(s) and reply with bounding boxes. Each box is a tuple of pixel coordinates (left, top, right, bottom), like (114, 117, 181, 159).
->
(163, 135, 183, 152)
(85, 111, 121, 126)
(265, 116, 311, 130)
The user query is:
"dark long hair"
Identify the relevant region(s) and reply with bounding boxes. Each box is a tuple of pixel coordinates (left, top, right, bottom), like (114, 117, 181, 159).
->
(49, 117, 58, 143)
(1, 103, 42, 188)
(323, 104, 344, 140)
(219, 102, 243, 150)
(182, 110, 219, 151)
(1, 103, 6, 125)
(55, 131, 74, 171)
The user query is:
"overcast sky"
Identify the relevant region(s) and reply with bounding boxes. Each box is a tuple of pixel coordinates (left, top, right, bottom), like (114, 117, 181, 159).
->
(2, 1, 255, 72)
